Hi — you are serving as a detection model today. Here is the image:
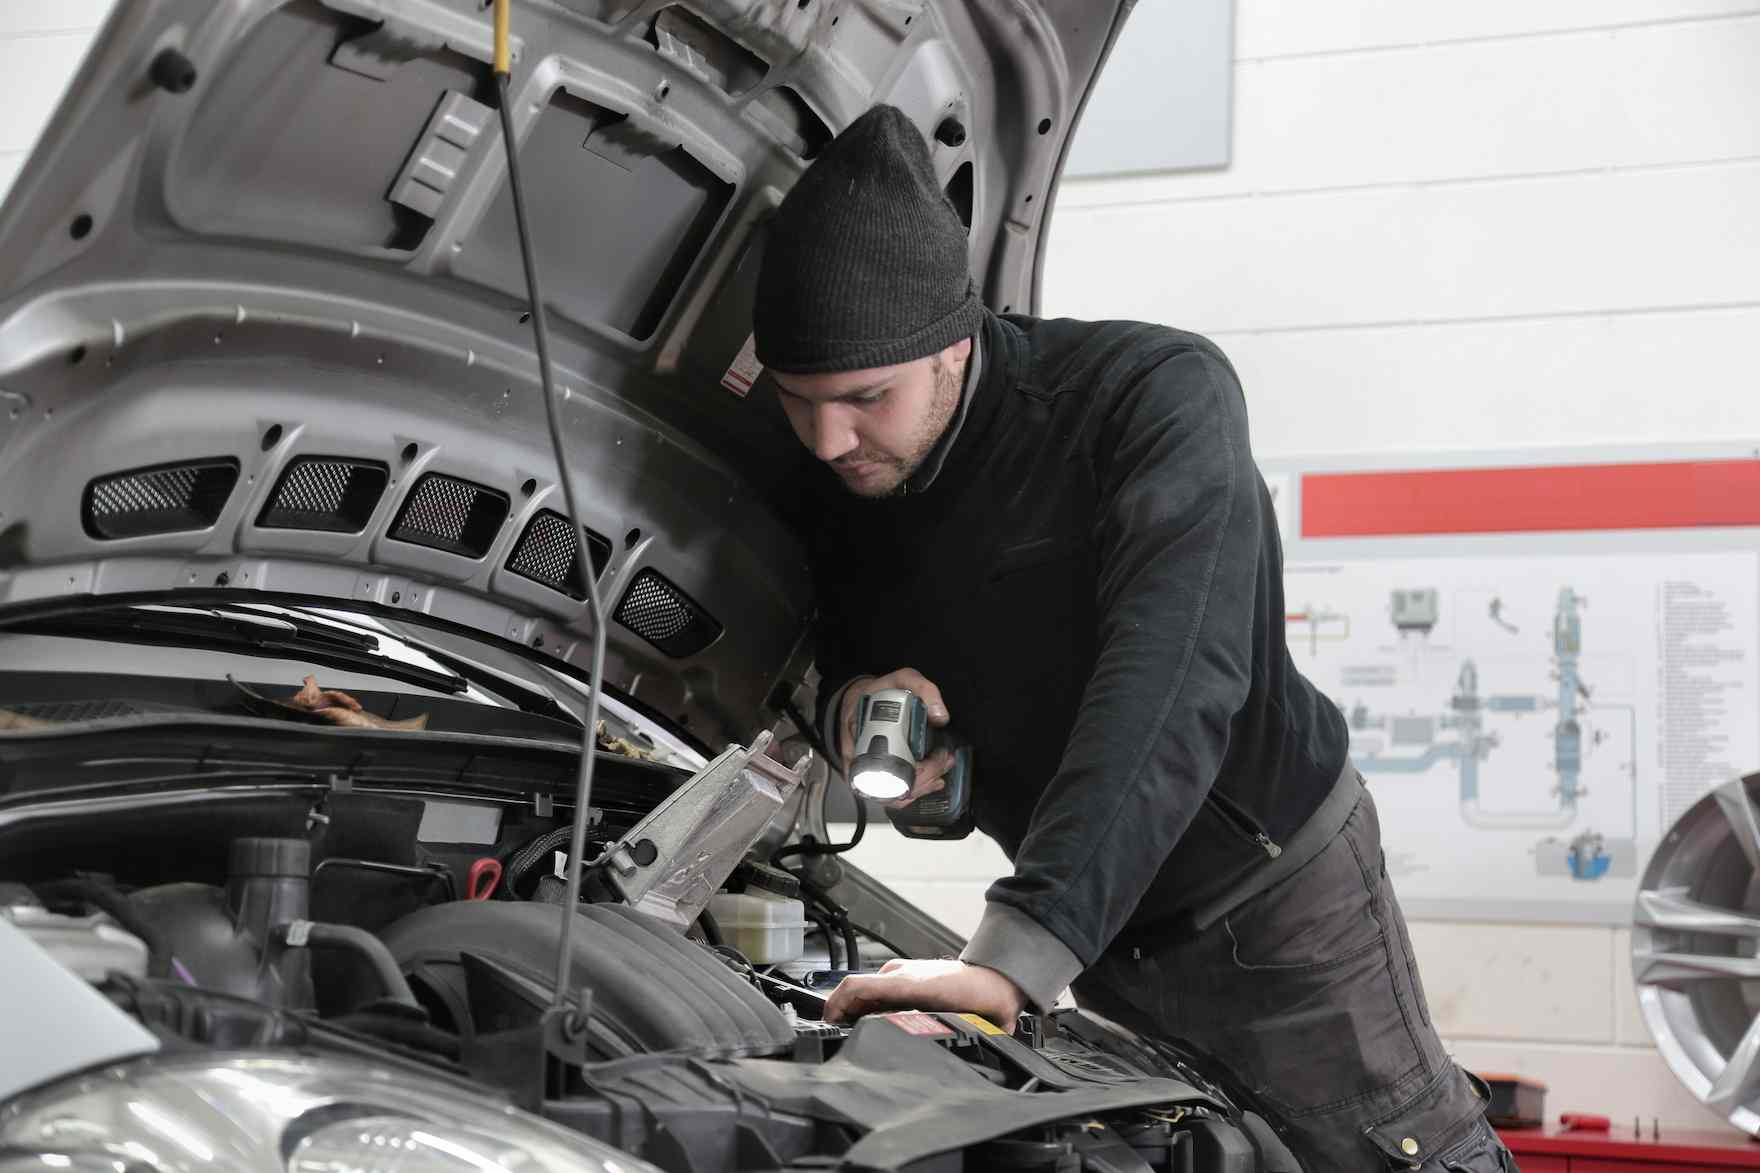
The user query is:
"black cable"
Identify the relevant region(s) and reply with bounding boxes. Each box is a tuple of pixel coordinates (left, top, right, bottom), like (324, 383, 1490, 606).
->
(770, 692, 868, 864)
(808, 884, 860, 972)
(775, 864, 911, 967)
(838, 917, 861, 973)
(780, 695, 834, 771)
(695, 908, 724, 949)
(805, 908, 840, 969)
(506, 826, 572, 890)
(843, 920, 910, 960)
(276, 921, 419, 1009)
(494, 36, 610, 1012)
(771, 792, 866, 866)
(710, 944, 756, 978)
(37, 876, 169, 977)
(312, 858, 455, 905)
(785, 868, 880, 971)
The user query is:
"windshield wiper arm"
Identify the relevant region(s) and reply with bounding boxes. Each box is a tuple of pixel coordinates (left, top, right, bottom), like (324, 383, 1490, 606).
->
(396, 641, 585, 727)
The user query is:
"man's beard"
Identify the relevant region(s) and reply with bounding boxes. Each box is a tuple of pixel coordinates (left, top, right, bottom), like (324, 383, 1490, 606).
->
(831, 357, 962, 499)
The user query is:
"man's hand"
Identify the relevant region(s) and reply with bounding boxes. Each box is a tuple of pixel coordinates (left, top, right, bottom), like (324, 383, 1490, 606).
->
(822, 959, 1026, 1026)
(838, 668, 954, 803)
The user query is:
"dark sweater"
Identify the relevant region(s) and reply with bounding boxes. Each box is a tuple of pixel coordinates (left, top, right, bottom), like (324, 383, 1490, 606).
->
(806, 309, 1349, 1006)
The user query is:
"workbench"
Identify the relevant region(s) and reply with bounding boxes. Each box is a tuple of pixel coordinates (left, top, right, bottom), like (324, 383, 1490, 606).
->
(1498, 1125, 1760, 1170)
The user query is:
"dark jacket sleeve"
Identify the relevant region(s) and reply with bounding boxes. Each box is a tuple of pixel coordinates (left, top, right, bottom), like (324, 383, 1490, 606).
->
(968, 344, 1262, 988)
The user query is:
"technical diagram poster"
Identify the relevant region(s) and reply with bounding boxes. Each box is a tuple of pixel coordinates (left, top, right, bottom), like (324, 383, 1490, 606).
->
(1284, 551, 1760, 922)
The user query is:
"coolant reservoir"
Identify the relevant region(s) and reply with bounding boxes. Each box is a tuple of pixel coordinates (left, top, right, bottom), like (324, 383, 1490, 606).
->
(708, 890, 807, 964)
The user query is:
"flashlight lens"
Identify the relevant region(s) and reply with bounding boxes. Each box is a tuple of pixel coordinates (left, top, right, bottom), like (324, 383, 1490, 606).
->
(852, 770, 910, 800)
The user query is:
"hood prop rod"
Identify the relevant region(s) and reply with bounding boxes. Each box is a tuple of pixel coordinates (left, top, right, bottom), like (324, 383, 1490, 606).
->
(494, 0, 609, 1031)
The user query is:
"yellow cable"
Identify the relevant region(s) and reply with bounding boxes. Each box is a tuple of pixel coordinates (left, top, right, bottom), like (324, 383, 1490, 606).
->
(493, 0, 511, 76)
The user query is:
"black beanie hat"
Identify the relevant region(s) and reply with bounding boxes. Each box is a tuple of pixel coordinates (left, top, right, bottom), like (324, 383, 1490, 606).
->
(753, 104, 982, 374)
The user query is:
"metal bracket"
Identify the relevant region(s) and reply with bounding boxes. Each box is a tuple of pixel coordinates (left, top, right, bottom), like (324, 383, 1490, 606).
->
(602, 730, 804, 927)
(458, 951, 593, 1110)
(319, 0, 521, 73)
(329, 23, 445, 82)
(388, 90, 493, 217)
(542, 988, 594, 1068)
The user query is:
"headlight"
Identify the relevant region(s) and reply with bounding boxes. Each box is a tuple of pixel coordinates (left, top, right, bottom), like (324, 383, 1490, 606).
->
(0, 1052, 657, 1173)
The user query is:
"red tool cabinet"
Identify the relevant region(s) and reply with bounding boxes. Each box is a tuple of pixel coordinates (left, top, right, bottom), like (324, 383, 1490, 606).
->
(1498, 1126, 1760, 1171)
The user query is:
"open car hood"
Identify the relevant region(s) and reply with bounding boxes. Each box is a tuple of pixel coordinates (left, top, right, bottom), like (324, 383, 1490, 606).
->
(0, 0, 1132, 745)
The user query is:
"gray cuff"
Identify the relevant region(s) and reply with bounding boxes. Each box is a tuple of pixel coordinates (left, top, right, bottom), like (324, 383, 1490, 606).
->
(959, 902, 1084, 1015)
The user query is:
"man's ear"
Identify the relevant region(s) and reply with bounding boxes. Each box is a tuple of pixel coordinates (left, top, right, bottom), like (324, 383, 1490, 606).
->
(943, 336, 974, 364)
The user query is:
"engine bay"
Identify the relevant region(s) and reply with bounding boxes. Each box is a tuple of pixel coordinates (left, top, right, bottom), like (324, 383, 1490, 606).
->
(0, 713, 1279, 1173)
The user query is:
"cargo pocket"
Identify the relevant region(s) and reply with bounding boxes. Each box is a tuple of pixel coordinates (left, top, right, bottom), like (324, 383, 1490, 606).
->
(1211, 824, 1422, 1117)
(1364, 1066, 1498, 1169)
(1222, 823, 1382, 972)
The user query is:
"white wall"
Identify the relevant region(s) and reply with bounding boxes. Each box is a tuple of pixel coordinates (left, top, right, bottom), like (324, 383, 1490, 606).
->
(4, 0, 1756, 1136)
(1043, 0, 1760, 460)
(0, 1, 111, 198)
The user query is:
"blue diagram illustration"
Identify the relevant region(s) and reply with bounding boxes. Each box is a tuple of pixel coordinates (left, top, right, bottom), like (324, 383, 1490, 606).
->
(1338, 587, 1638, 881)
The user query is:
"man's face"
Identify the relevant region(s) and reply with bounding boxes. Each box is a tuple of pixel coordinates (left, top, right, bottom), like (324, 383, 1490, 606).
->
(772, 337, 972, 498)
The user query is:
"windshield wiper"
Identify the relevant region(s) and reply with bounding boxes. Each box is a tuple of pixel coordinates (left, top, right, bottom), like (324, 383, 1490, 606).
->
(393, 642, 584, 727)
(13, 606, 469, 696)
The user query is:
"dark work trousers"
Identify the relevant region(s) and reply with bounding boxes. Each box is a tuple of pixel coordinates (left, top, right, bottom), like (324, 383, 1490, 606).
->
(1073, 780, 1516, 1172)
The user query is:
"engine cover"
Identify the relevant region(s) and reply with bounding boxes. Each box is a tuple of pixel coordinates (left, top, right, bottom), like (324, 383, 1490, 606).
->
(383, 902, 793, 1059)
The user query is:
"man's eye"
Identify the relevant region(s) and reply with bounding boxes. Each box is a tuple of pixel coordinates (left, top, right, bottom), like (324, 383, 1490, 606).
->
(854, 391, 886, 406)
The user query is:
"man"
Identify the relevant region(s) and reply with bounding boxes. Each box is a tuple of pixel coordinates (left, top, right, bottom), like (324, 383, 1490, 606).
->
(753, 106, 1513, 1173)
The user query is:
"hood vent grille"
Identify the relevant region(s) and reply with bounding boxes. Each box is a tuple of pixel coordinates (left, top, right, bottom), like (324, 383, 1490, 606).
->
(389, 473, 509, 559)
(258, 457, 389, 533)
(83, 459, 240, 540)
(507, 510, 614, 599)
(615, 569, 722, 658)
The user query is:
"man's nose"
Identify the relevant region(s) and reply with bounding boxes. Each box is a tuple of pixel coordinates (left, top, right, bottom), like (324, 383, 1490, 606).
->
(811, 405, 859, 463)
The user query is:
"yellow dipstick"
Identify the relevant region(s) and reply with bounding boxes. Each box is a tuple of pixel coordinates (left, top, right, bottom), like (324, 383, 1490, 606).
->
(493, 0, 512, 77)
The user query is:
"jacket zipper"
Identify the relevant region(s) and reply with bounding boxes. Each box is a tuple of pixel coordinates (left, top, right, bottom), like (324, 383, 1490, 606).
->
(1204, 791, 1283, 859)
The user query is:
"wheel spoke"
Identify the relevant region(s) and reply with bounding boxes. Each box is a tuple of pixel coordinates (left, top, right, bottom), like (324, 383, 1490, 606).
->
(1636, 889, 1760, 937)
(1634, 950, 1760, 987)
(1713, 777, 1760, 873)
(1708, 1014, 1760, 1115)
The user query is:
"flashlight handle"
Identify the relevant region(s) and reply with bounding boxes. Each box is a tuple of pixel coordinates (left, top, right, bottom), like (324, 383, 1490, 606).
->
(853, 688, 930, 760)
(887, 728, 975, 840)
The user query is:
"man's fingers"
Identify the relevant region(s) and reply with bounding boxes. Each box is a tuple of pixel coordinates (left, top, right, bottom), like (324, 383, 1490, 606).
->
(837, 675, 875, 764)
(885, 773, 947, 810)
(824, 972, 930, 1023)
(884, 750, 954, 808)
(822, 960, 1022, 1026)
(824, 974, 901, 1023)
(838, 669, 951, 781)
(918, 749, 955, 783)
(823, 988, 851, 1024)
(871, 668, 950, 725)
(891, 668, 950, 725)
(823, 983, 850, 1023)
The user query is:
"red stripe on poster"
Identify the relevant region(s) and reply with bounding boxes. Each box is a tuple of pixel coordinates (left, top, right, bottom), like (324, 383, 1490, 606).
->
(1301, 459, 1760, 538)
